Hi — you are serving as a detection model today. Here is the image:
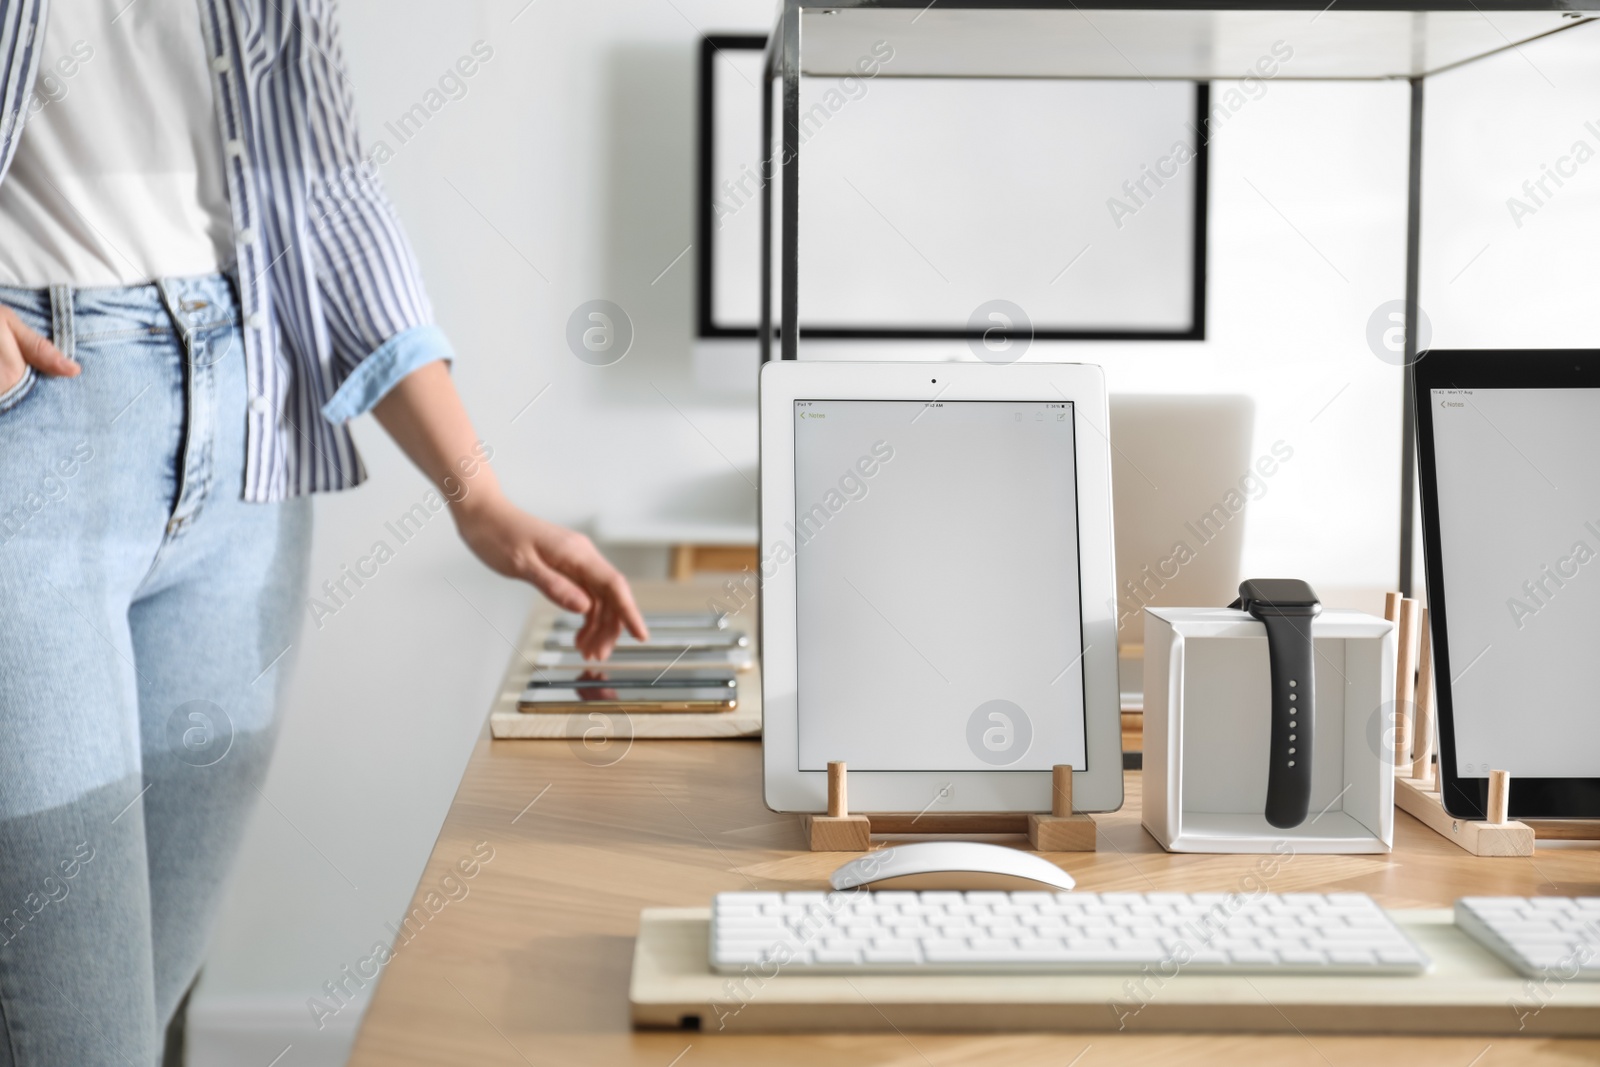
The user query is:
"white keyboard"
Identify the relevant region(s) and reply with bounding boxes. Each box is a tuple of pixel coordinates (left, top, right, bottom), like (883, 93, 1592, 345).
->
(710, 890, 1431, 975)
(1455, 897, 1600, 979)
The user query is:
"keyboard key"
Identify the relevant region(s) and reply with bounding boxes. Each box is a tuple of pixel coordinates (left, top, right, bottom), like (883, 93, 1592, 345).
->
(874, 891, 920, 905)
(783, 892, 829, 905)
(919, 938, 969, 955)
(923, 946, 1001, 964)
(1112, 939, 1165, 955)
(920, 892, 965, 905)
(965, 892, 1011, 905)
(1012, 892, 1058, 905)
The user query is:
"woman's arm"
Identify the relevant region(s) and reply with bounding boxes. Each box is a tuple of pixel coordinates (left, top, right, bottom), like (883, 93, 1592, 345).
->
(373, 360, 647, 659)
(292, 11, 642, 657)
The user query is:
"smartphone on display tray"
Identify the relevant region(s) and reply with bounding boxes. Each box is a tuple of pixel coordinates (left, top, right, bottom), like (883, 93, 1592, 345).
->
(536, 647, 754, 670)
(516, 686, 739, 714)
(542, 628, 748, 651)
(553, 610, 729, 631)
(523, 668, 738, 689)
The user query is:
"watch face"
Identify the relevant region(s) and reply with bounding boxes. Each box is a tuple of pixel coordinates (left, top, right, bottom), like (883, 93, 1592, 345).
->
(1238, 578, 1321, 608)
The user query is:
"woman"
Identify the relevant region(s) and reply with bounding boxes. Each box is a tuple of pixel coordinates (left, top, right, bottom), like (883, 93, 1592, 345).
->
(0, 2, 645, 1063)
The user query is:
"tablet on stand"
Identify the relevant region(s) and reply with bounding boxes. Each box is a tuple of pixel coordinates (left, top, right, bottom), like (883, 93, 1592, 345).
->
(758, 361, 1122, 849)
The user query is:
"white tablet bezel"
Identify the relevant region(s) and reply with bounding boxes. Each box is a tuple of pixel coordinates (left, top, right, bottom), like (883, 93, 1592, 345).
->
(758, 360, 1123, 815)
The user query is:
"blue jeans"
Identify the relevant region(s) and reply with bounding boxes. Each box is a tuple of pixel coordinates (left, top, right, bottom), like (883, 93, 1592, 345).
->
(0, 274, 311, 1065)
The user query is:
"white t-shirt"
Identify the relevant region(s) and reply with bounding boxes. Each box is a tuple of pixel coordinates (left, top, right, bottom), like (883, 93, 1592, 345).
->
(0, 0, 233, 287)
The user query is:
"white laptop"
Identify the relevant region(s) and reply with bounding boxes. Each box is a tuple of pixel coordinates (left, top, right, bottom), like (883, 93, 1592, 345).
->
(1109, 394, 1255, 708)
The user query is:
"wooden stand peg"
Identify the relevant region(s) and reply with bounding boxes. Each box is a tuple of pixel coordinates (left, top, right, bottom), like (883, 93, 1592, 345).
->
(1392, 596, 1420, 771)
(1486, 768, 1510, 825)
(1410, 607, 1437, 784)
(1027, 765, 1097, 851)
(802, 762, 871, 851)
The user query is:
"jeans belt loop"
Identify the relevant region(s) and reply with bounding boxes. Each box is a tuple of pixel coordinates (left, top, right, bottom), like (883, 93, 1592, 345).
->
(47, 284, 74, 362)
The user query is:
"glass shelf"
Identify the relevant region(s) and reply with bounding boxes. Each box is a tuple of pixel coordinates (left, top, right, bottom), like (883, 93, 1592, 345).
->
(787, 3, 1593, 82)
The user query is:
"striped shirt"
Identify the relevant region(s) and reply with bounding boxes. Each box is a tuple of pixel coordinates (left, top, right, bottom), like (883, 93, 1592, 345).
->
(0, 0, 454, 501)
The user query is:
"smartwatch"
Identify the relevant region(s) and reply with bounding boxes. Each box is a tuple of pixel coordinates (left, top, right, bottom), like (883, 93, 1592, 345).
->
(1231, 579, 1321, 829)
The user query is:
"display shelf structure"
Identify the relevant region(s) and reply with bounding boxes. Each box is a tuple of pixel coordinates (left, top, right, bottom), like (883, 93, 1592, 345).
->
(758, 1, 1600, 592)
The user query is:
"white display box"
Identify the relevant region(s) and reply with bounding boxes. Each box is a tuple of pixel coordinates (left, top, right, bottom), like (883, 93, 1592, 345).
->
(1142, 607, 1396, 854)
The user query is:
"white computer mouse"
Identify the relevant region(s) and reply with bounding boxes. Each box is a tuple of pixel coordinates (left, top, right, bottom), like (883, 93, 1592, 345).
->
(829, 841, 1076, 893)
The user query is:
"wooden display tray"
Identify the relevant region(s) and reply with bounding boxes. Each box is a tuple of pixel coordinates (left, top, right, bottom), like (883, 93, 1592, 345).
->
(630, 908, 1600, 1035)
(1383, 594, 1600, 855)
(487, 583, 762, 740)
(1395, 775, 1535, 857)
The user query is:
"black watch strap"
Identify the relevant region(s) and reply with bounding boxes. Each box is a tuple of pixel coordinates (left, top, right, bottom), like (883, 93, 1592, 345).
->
(1232, 579, 1320, 830)
(1257, 612, 1315, 829)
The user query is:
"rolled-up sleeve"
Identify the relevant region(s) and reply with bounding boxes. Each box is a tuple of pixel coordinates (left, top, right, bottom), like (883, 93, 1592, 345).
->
(300, 1, 453, 424)
(318, 322, 454, 423)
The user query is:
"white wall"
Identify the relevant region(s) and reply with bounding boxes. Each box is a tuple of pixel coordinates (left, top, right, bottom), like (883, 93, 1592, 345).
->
(191, 2, 774, 1063)
(189, 4, 1600, 1063)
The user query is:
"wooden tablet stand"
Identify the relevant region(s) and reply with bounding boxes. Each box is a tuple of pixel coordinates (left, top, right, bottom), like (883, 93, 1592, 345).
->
(1384, 593, 1600, 856)
(800, 762, 1097, 852)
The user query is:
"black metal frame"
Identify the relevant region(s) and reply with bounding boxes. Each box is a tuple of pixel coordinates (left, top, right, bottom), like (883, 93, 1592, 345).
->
(716, 39, 1210, 341)
(697, 34, 769, 340)
(1400, 78, 1425, 596)
(761, 0, 1598, 591)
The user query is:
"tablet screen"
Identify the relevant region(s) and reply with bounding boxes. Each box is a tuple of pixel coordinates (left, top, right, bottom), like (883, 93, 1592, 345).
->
(792, 399, 1087, 772)
(1429, 386, 1600, 779)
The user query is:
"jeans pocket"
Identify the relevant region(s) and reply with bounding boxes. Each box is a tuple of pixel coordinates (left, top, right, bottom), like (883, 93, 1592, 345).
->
(0, 365, 37, 415)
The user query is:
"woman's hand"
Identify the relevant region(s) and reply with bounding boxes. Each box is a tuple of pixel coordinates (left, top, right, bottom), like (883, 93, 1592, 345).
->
(451, 491, 648, 660)
(372, 360, 648, 660)
(0, 306, 79, 393)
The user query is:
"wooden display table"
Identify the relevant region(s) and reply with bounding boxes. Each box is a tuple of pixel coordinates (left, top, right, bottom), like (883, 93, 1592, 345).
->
(349, 581, 1600, 1066)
